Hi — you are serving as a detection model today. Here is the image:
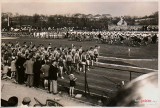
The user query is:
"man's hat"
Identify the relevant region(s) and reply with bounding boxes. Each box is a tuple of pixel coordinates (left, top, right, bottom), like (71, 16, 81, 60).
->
(22, 97, 31, 104)
(8, 96, 18, 106)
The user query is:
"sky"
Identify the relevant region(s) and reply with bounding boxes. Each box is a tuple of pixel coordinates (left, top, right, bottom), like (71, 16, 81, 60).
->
(1, 0, 158, 17)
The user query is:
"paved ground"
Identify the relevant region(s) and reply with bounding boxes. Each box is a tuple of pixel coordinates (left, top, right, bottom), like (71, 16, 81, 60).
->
(1, 80, 91, 107)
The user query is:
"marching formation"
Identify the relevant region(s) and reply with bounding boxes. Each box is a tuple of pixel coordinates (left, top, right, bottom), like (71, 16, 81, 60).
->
(68, 31, 158, 46)
(2, 31, 158, 46)
(1, 41, 100, 96)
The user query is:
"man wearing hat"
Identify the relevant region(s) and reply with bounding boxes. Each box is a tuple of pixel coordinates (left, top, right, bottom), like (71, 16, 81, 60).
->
(21, 97, 31, 107)
(1, 96, 18, 107)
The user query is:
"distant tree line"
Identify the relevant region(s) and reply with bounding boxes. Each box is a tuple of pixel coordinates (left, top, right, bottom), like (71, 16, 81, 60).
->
(136, 12, 158, 25)
(1, 11, 158, 31)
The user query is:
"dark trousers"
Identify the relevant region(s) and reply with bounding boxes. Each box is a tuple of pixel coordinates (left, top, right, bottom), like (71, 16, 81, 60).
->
(34, 73, 40, 87)
(17, 67, 25, 84)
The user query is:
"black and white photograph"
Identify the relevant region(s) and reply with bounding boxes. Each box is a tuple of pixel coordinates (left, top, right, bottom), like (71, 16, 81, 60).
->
(1, 0, 159, 107)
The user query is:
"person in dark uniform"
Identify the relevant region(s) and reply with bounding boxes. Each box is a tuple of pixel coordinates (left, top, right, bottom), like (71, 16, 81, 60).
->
(15, 52, 26, 84)
(98, 33, 102, 43)
(152, 34, 157, 44)
(33, 56, 42, 88)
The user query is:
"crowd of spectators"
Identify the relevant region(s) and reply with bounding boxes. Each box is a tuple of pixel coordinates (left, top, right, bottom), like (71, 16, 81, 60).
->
(1, 41, 100, 96)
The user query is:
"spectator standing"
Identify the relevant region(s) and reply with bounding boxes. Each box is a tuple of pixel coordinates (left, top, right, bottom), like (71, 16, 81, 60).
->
(58, 55, 64, 79)
(41, 60, 50, 91)
(15, 53, 26, 84)
(1, 62, 9, 79)
(33, 56, 42, 88)
(49, 60, 59, 94)
(10, 57, 16, 80)
(23, 56, 34, 87)
(3, 51, 9, 64)
(69, 74, 77, 97)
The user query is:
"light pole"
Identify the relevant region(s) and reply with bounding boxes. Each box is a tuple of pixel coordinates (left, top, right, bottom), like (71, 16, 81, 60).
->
(7, 15, 10, 27)
(128, 48, 131, 57)
(84, 64, 90, 96)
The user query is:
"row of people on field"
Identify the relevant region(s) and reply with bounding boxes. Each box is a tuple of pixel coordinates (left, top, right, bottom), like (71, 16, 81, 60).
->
(31, 31, 158, 46)
(2, 31, 158, 46)
(68, 31, 158, 46)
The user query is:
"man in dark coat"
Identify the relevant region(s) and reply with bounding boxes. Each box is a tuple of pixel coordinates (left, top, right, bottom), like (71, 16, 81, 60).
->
(48, 60, 58, 94)
(152, 34, 157, 44)
(33, 57, 42, 88)
(98, 33, 102, 43)
(15, 53, 26, 84)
